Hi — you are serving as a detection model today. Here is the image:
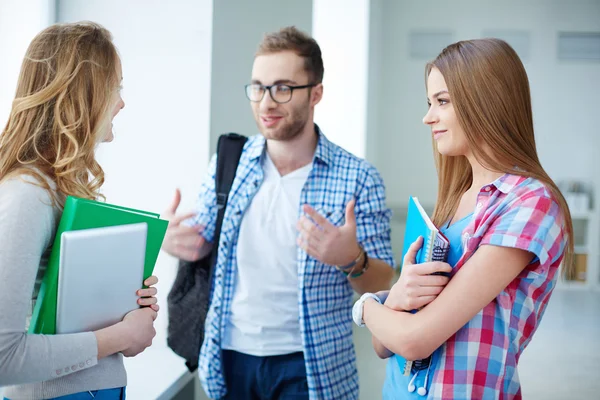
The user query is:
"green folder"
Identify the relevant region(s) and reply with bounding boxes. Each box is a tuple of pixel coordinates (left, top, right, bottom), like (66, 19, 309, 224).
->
(29, 196, 169, 335)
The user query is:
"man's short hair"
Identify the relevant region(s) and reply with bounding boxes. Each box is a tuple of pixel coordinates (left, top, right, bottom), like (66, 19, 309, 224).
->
(256, 26, 324, 84)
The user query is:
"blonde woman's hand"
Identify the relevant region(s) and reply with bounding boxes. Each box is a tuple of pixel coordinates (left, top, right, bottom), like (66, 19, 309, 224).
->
(120, 307, 157, 357)
(137, 275, 159, 311)
(94, 278, 159, 360)
(385, 236, 452, 311)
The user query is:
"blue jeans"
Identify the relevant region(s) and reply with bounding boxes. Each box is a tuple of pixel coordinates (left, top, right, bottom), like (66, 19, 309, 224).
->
(221, 350, 309, 400)
(4, 387, 126, 400)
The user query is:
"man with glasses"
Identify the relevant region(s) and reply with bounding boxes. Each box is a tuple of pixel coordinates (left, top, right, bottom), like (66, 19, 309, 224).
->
(162, 26, 395, 400)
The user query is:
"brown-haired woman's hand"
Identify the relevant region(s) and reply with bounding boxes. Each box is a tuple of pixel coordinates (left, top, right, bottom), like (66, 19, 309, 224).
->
(385, 236, 452, 311)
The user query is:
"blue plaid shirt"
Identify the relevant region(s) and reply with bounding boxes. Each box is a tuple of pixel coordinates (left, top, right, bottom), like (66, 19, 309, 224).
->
(192, 128, 395, 400)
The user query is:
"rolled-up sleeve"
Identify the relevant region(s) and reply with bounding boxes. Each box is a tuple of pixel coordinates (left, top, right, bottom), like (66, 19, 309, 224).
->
(355, 163, 396, 269)
(479, 193, 566, 266)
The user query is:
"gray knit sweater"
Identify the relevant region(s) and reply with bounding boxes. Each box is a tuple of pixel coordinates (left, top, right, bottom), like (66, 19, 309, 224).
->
(0, 175, 126, 400)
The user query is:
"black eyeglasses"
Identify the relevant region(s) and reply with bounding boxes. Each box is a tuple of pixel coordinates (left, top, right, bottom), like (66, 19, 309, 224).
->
(244, 83, 317, 104)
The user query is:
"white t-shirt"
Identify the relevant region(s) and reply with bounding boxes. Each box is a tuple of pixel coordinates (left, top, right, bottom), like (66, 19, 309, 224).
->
(222, 154, 312, 356)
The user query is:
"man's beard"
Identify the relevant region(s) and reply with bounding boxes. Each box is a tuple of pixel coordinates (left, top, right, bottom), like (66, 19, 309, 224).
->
(257, 105, 310, 142)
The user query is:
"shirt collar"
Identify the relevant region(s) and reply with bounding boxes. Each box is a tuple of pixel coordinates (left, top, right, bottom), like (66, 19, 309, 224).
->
(483, 173, 526, 194)
(313, 124, 334, 166)
(246, 135, 266, 160)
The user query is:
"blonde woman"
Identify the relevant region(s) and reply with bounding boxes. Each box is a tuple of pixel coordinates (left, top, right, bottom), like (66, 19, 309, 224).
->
(0, 22, 158, 400)
(353, 39, 573, 399)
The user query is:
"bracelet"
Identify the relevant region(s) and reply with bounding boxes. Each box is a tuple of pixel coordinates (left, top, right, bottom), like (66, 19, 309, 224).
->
(336, 245, 364, 271)
(340, 251, 369, 279)
(347, 251, 369, 279)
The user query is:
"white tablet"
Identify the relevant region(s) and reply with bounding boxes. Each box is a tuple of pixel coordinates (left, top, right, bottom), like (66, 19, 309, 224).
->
(56, 223, 148, 334)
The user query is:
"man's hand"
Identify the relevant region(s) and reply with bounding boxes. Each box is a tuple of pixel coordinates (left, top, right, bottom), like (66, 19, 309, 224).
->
(385, 236, 452, 311)
(161, 189, 208, 261)
(296, 200, 361, 266)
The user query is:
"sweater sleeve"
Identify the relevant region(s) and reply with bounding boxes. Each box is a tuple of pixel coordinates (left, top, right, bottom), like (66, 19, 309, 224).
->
(0, 178, 99, 386)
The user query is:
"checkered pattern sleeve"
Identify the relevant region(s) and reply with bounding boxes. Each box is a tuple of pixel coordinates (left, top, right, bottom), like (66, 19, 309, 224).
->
(479, 193, 565, 265)
(355, 163, 395, 268)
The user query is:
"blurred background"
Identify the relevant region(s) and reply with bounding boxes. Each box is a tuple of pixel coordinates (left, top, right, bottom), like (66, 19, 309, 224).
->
(1, 0, 599, 399)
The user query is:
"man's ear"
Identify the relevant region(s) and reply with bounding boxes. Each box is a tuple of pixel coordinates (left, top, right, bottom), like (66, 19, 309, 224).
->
(311, 83, 323, 107)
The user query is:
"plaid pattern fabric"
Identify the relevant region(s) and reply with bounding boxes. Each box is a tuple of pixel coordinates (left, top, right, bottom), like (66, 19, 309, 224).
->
(191, 128, 395, 400)
(429, 174, 567, 400)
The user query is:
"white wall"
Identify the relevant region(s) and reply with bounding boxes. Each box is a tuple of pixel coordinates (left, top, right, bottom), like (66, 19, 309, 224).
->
(313, 0, 370, 157)
(58, 0, 213, 214)
(0, 0, 55, 130)
(57, 1, 213, 398)
(375, 0, 600, 211)
(365, 0, 384, 165)
(209, 0, 313, 151)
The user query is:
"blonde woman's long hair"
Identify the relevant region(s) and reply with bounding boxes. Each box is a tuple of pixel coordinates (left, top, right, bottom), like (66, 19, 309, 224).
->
(426, 38, 574, 278)
(0, 21, 120, 205)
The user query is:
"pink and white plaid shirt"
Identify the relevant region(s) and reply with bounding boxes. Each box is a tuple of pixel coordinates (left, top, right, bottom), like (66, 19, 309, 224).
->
(430, 173, 567, 399)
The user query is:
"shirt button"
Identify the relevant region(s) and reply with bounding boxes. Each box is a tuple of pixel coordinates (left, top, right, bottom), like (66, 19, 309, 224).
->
(79, 362, 85, 368)
(476, 202, 483, 209)
(71, 365, 77, 371)
(86, 359, 92, 366)
(64, 367, 70, 373)
(484, 186, 491, 192)
(56, 369, 62, 375)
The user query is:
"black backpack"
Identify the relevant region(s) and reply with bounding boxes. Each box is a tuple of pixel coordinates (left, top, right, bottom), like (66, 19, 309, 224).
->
(167, 133, 248, 372)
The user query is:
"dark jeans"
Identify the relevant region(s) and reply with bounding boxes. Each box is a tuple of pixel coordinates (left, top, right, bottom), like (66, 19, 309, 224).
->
(221, 350, 309, 400)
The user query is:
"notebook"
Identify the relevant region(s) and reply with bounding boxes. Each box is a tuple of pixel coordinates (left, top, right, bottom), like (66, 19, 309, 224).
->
(399, 196, 450, 375)
(401, 196, 450, 268)
(29, 196, 168, 335)
(56, 223, 147, 334)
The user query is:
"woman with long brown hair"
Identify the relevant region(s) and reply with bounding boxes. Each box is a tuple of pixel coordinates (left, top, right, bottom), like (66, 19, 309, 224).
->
(0, 22, 158, 399)
(353, 38, 572, 399)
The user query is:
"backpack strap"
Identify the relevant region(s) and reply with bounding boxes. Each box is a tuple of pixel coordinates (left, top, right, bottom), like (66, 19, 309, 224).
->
(210, 132, 248, 270)
(182, 133, 247, 373)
